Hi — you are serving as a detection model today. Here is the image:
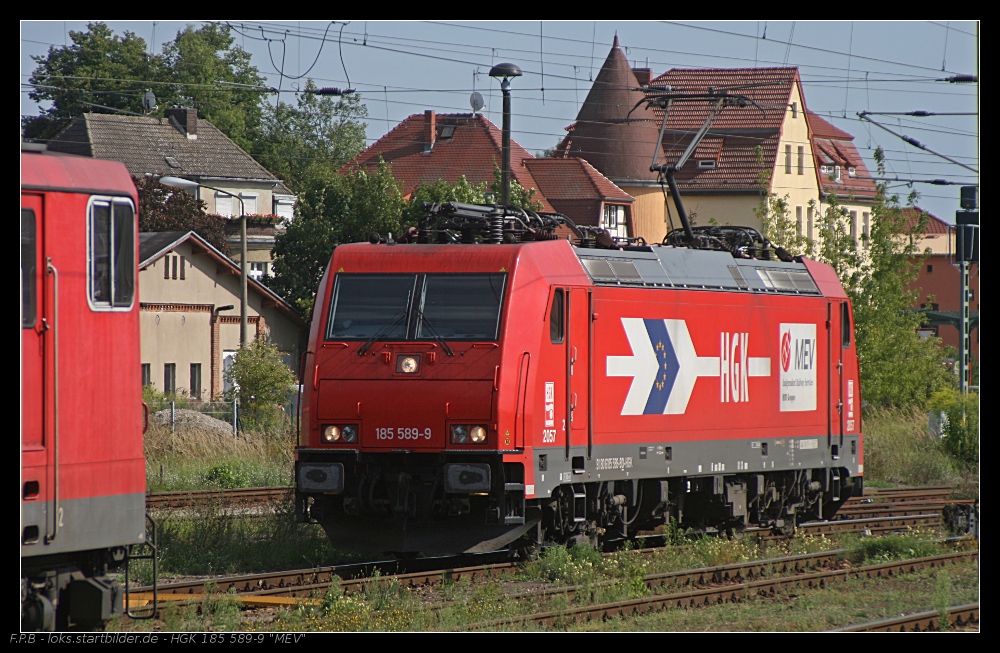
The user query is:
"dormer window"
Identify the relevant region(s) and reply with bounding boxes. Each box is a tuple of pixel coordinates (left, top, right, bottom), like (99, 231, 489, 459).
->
(698, 160, 716, 169)
(820, 165, 831, 174)
(848, 167, 857, 177)
(834, 166, 842, 182)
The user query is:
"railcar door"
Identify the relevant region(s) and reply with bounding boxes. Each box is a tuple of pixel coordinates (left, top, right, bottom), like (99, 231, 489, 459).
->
(827, 300, 845, 450)
(21, 194, 44, 451)
(566, 288, 590, 454)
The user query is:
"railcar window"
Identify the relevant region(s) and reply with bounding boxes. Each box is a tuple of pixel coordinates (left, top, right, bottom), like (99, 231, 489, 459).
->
(327, 274, 417, 339)
(842, 302, 852, 348)
(416, 274, 505, 340)
(21, 209, 36, 328)
(550, 289, 564, 344)
(88, 197, 135, 309)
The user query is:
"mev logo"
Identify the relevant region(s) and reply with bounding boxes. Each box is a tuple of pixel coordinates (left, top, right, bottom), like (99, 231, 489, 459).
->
(779, 323, 817, 412)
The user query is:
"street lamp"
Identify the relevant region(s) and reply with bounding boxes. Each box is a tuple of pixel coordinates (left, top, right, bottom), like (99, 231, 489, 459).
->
(489, 63, 522, 212)
(159, 176, 249, 347)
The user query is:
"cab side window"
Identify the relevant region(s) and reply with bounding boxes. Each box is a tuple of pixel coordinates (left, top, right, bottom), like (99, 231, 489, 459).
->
(549, 289, 564, 344)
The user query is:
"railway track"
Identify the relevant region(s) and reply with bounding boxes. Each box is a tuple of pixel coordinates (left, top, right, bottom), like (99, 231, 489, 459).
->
(130, 512, 950, 610)
(830, 603, 979, 632)
(145, 487, 292, 511)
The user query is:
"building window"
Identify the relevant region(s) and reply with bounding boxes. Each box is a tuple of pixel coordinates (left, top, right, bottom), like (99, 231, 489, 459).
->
(142, 363, 151, 387)
(807, 206, 815, 240)
(274, 198, 295, 221)
(216, 192, 233, 217)
(834, 166, 842, 182)
(785, 144, 792, 174)
(250, 262, 269, 280)
(849, 211, 858, 242)
(88, 196, 135, 309)
(180, 256, 186, 280)
(791, 102, 798, 118)
(927, 264, 933, 273)
(797, 146, 804, 175)
(164, 363, 176, 395)
(697, 160, 716, 169)
(223, 351, 237, 395)
(848, 167, 857, 177)
(240, 194, 258, 215)
(603, 205, 625, 237)
(862, 212, 870, 246)
(190, 363, 202, 400)
(796, 206, 803, 235)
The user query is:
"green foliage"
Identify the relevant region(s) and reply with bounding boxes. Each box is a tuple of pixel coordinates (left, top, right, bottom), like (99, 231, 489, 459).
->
(24, 22, 170, 140)
(754, 145, 951, 407)
(204, 463, 249, 489)
(255, 79, 368, 193)
(161, 24, 267, 153)
(848, 530, 940, 564)
(404, 175, 489, 223)
(927, 387, 979, 466)
(753, 146, 816, 258)
(861, 406, 965, 486)
(24, 22, 266, 152)
(134, 175, 230, 255)
(491, 164, 544, 212)
(225, 338, 295, 428)
(269, 159, 407, 315)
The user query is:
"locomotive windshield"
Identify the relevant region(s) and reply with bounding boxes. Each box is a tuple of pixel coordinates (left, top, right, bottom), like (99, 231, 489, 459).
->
(326, 273, 506, 341)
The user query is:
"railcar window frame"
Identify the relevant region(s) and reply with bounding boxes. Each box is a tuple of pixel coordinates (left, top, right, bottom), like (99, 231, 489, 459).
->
(549, 288, 564, 344)
(324, 272, 508, 343)
(87, 195, 136, 312)
(21, 208, 37, 329)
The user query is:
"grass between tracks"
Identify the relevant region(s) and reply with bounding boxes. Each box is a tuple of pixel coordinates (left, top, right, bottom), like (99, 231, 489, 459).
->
(110, 527, 977, 632)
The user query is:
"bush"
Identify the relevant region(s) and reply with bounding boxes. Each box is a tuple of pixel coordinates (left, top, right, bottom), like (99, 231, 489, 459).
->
(927, 387, 979, 467)
(225, 338, 295, 431)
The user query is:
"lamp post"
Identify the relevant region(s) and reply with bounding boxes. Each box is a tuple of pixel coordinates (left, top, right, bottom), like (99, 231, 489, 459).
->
(489, 63, 522, 210)
(159, 176, 249, 347)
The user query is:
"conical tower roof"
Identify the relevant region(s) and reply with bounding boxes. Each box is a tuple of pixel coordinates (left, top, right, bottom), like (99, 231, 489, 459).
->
(568, 36, 662, 182)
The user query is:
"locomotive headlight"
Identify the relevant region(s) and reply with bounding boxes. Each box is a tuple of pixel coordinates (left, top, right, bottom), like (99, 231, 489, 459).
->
(342, 424, 358, 443)
(470, 425, 487, 443)
(322, 425, 341, 443)
(397, 355, 419, 374)
(450, 425, 469, 444)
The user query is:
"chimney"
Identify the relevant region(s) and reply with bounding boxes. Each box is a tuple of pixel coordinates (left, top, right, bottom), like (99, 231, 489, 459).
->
(423, 110, 436, 152)
(632, 68, 652, 87)
(165, 107, 198, 140)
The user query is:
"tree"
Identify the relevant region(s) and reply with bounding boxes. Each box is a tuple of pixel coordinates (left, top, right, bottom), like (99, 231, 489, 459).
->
(255, 80, 368, 193)
(162, 24, 267, 153)
(756, 146, 951, 407)
(269, 159, 407, 317)
(403, 175, 489, 223)
(24, 22, 267, 152)
(225, 337, 295, 431)
(24, 22, 169, 141)
(134, 176, 230, 255)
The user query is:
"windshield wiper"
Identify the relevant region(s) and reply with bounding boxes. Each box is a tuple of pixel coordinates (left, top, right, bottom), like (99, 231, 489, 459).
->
(358, 294, 411, 356)
(415, 309, 455, 356)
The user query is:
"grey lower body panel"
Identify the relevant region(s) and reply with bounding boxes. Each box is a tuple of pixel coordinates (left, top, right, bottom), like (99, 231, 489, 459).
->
(530, 434, 861, 498)
(21, 493, 146, 560)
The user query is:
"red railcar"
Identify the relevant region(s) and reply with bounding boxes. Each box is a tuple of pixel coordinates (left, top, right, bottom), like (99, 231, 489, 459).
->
(21, 146, 148, 629)
(295, 205, 863, 555)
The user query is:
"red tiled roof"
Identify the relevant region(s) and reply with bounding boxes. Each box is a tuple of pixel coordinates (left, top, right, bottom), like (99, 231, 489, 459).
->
(805, 111, 877, 200)
(902, 207, 950, 234)
(805, 110, 855, 140)
(649, 67, 798, 132)
(523, 157, 633, 202)
(342, 112, 554, 212)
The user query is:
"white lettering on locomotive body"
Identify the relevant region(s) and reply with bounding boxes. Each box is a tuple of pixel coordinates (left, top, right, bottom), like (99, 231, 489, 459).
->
(779, 323, 818, 412)
(608, 318, 771, 416)
(719, 332, 751, 403)
(544, 382, 555, 427)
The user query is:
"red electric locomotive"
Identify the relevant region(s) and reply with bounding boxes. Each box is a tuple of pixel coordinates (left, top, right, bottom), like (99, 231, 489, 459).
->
(21, 145, 149, 629)
(295, 204, 863, 555)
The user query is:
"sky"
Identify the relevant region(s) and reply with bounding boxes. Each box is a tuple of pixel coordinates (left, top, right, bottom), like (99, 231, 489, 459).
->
(21, 20, 979, 225)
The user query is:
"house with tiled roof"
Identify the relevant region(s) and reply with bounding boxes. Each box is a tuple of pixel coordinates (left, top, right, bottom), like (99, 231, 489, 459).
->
(138, 230, 307, 399)
(554, 38, 877, 249)
(47, 108, 296, 280)
(342, 110, 635, 234)
(899, 208, 979, 366)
